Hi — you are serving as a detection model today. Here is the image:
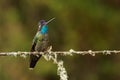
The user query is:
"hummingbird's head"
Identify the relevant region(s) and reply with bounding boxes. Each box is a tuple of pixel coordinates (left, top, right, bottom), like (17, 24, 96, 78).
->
(38, 18, 55, 31)
(38, 20, 46, 26)
(38, 20, 46, 30)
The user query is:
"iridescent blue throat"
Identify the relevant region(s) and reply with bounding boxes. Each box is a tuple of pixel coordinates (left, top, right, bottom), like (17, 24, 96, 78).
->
(40, 25, 48, 34)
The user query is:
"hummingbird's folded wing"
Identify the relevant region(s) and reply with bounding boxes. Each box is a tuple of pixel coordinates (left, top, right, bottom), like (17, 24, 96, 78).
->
(31, 42, 36, 52)
(30, 32, 39, 52)
(29, 32, 42, 69)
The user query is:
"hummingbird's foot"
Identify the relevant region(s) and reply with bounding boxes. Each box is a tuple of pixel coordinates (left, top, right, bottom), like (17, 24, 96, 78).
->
(47, 46, 52, 52)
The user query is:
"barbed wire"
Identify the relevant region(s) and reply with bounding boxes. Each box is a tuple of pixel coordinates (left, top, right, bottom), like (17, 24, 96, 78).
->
(0, 49, 120, 57)
(0, 49, 120, 80)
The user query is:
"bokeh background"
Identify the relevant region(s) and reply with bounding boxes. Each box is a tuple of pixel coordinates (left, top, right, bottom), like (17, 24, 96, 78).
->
(0, 0, 120, 80)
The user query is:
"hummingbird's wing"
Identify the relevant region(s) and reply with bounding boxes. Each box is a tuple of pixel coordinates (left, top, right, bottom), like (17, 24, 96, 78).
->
(30, 42, 36, 52)
(29, 32, 42, 69)
(30, 32, 39, 52)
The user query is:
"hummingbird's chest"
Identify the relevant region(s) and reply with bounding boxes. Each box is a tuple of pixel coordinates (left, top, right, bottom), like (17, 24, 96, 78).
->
(37, 33, 48, 41)
(35, 33, 49, 51)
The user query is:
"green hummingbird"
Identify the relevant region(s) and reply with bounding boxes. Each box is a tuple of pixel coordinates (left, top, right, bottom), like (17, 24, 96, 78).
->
(29, 18, 55, 69)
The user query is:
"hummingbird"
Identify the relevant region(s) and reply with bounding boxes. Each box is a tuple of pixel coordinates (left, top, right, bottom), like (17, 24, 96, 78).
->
(29, 18, 55, 69)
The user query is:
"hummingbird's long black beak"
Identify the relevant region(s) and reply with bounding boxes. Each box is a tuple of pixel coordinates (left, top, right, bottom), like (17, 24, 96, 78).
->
(46, 17, 55, 24)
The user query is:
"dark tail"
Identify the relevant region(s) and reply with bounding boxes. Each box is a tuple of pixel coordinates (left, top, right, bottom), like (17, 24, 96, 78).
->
(29, 54, 42, 69)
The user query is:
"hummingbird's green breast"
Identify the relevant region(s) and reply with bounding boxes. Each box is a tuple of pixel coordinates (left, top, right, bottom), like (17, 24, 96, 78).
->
(33, 31, 49, 52)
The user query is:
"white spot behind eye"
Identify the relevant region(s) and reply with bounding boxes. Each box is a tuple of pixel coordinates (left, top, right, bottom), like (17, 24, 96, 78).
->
(39, 25, 41, 28)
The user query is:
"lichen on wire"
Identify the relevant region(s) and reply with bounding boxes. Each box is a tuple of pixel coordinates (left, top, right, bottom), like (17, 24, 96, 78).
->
(0, 49, 120, 80)
(42, 46, 68, 80)
(0, 49, 120, 57)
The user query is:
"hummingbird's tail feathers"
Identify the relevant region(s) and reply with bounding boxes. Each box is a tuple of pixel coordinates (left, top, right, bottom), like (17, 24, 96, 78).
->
(29, 54, 42, 69)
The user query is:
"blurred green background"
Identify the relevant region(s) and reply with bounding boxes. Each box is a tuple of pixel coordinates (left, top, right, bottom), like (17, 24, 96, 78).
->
(0, 0, 120, 80)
